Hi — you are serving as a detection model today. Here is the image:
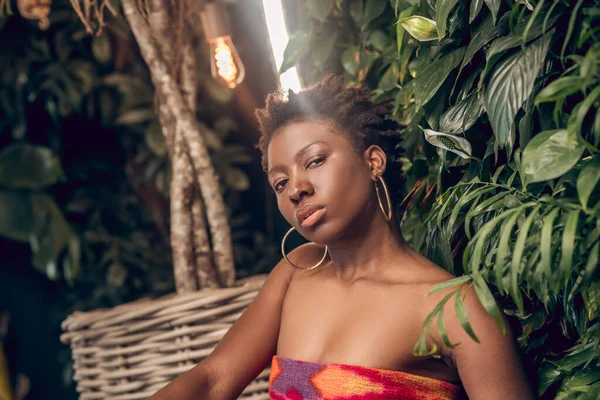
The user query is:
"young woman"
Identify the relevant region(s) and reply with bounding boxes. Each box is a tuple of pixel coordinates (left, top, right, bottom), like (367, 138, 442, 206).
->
(150, 76, 534, 399)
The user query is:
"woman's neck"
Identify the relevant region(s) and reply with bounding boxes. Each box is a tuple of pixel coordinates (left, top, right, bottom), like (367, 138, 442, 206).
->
(325, 215, 413, 283)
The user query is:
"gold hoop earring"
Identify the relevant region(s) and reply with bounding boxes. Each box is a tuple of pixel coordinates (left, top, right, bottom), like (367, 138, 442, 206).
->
(281, 227, 328, 270)
(375, 175, 392, 221)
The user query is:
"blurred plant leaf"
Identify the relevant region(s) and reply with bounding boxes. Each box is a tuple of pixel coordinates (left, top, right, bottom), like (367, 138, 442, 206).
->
(31, 194, 72, 280)
(0, 144, 64, 190)
(281, 31, 310, 74)
(116, 108, 155, 125)
(308, 0, 334, 22)
(0, 191, 36, 242)
(225, 168, 250, 191)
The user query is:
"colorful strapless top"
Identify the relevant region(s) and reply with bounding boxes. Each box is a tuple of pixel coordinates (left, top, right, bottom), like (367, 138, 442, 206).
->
(268, 355, 461, 400)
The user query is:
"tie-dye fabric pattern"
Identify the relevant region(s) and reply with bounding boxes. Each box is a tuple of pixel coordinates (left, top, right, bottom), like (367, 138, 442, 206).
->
(268, 355, 461, 400)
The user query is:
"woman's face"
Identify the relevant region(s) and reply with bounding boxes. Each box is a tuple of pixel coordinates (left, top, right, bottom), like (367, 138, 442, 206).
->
(267, 120, 379, 245)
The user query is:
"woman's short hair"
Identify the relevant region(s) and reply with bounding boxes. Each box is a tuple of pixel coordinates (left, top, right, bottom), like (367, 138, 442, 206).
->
(255, 75, 406, 211)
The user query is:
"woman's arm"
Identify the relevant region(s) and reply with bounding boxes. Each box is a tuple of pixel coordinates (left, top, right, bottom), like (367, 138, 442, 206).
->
(441, 286, 535, 400)
(149, 253, 297, 400)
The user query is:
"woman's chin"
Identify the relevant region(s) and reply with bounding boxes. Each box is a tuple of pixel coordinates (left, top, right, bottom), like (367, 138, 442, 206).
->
(299, 223, 341, 247)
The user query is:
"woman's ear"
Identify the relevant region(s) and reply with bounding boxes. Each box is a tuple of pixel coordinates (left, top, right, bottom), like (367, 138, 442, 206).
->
(364, 145, 387, 180)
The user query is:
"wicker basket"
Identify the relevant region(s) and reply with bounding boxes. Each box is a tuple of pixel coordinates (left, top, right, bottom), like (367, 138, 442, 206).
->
(61, 274, 270, 399)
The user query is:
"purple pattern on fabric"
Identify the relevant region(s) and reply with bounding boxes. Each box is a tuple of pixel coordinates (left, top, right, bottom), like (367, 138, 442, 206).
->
(271, 357, 325, 398)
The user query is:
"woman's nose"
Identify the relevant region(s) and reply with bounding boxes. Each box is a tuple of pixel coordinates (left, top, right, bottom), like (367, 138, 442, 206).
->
(288, 176, 314, 204)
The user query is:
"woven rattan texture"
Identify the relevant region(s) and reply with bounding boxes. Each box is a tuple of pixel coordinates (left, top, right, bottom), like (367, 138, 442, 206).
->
(61, 275, 270, 399)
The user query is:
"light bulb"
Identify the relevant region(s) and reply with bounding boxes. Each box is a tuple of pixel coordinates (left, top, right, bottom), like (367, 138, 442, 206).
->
(200, 2, 246, 89)
(208, 36, 245, 88)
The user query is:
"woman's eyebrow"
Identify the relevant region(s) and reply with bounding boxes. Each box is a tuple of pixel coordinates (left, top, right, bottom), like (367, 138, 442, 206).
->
(267, 141, 327, 176)
(293, 141, 327, 163)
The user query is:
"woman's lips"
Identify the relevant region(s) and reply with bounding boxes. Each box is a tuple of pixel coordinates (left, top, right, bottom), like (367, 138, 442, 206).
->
(300, 208, 326, 228)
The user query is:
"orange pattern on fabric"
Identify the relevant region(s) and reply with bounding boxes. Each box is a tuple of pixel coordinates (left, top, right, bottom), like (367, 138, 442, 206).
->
(268, 355, 461, 400)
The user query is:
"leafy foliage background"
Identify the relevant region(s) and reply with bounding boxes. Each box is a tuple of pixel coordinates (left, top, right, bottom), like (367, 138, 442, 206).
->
(283, 0, 600, 398)
(0, 0, 277, 394)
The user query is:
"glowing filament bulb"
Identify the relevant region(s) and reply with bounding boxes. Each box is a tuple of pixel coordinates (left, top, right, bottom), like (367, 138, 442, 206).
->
(209, 36, 245, 88)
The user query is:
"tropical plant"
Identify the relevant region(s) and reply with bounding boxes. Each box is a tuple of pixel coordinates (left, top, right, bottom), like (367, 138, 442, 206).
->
(283, 0, 600, 398)
(0, 0, 277, 306)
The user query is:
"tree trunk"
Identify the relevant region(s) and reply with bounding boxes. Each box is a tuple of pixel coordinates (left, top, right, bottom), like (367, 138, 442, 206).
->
(123, 0, 234, 289)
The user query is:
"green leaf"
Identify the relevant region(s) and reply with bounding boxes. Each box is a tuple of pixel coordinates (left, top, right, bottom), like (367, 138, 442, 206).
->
(349, 0, 364, 25)
(582, 281, 600, 321)
(483, 0, 501, 24)
(447, 186, 496, 237)
(466, 191, 509, 239)
(439, 92, 485, 134)
(577, 156, 600, 210)
(495, 208, 523, 296)
(455, 288, 480, 342)
(483, 32, 552, 153)
(481, 12, 559, 85)
(226, 167, 250, 191)
(534, 76, 586, 105)
(580, 43, 600, 80)
(369, 30, 390, 52)
(540, 207, 560, 291)
(510, 205, 541, 312)
(363, 0, 388, 27)
(460, 14, 509, 76)
(312, 30, 339, 66)
(560, 0, 585, 61)
(521, 0, 545, 43)
(430, 275, 472, 294)
(30, 194, 72, 280)
(0, 191, 36, 242)
(396, 6, 417, 55)
(435, 0, 459, 40)
(0, 144, 64, 190)
(583, 242, 599, 287)
(436, 308, 456, 347)
(64, 234, 81, 285)
(522, 129, 585, 184)
(116, 108, 156, 125)
(473, 274, 506, 335)
(559, 209, 580, 283)
(280, 32, 309, 74)
(307, 0, 334, 22)
(467, 206, 522, 274)
(416, 289, 457, 355)
(342, 47, 359, 75)
(435, 186, 460, 228)
(399, 16, 438, 42)
(538, 362, 563, 396)
(379, 63, 399, 91)
(568, 85, 600, 143)
(413, 47, 466, 106)
(594, 108, 600, 148)
(145, 122, 166, 157)
(422, 127, 472, 159)
(470, 0, 484, 23)
(92, 34, 111, 64)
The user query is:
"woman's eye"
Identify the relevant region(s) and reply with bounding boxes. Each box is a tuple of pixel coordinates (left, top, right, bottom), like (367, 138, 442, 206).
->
(274, 179, 288, 192)
(307, 157, 325, 168)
